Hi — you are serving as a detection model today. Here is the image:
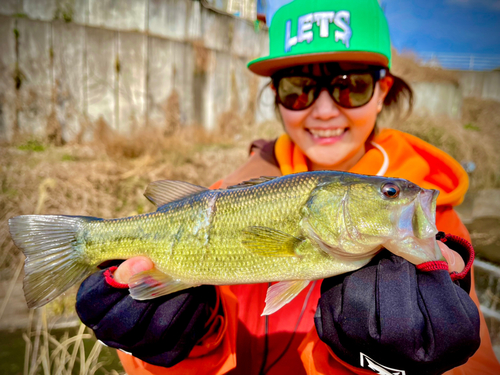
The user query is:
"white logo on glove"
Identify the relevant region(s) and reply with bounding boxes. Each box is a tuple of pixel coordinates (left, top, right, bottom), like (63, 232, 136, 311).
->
(360, 353, 406, 375)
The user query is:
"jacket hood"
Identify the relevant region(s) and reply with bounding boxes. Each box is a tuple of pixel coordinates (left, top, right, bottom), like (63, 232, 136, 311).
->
(349, 129, 469, 207)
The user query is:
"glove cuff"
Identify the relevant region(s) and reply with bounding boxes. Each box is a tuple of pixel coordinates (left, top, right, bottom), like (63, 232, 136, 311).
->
(437, 232, 475, 282)
(415, 232, 475, 291)
(416, 260, 449, 272)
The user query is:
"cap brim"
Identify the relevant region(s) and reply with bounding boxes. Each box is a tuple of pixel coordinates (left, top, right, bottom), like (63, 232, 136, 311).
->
(248, 52, 389, 77)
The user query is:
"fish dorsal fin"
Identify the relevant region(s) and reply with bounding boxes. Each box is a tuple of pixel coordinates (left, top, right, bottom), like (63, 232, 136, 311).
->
(227, 176, 278, 189)
(241, 226, 304, 257)
(262, 280, 311, 315)
(144, 180, 208, 207)
(129, 269, 198, 300)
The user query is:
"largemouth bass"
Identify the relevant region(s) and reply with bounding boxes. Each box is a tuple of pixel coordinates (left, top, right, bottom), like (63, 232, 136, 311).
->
(9, 171, 442, 315)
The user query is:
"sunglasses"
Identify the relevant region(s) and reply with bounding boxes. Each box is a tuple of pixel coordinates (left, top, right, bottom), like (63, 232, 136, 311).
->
(273, 69, 387, 111)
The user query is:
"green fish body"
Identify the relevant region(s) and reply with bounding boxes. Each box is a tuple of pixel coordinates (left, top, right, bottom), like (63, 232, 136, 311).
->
(9, 171, 442, 314)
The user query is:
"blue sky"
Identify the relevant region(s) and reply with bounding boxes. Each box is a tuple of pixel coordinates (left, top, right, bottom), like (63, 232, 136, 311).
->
(263, 0, 500, 55)
(381, 0, 500, 55)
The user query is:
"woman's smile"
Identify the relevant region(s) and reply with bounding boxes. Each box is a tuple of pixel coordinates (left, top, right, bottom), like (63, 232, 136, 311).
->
(306, 127, 348, 145)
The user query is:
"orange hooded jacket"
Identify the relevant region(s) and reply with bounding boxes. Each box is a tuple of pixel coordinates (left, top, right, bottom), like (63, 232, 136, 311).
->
(118, 129, 500, 375)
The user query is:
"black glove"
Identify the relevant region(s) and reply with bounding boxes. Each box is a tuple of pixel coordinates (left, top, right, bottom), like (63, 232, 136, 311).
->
(76, 265, 217, 367)
(315, 247, 480, 375)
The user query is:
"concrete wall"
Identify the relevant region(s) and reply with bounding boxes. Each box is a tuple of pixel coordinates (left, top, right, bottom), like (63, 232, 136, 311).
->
(411, 82, 463, 119)
(457, 70, 500, 102)
(409, 70, 500, 119)
(0, 0, 274, 142)
(0, 0, 499, 142)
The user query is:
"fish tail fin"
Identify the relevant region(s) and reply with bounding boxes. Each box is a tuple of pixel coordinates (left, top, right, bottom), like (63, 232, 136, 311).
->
(9, 215, 98, 309)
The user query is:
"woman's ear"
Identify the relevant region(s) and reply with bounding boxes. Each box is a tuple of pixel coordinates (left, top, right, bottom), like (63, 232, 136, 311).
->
(376, 76, 394, 112)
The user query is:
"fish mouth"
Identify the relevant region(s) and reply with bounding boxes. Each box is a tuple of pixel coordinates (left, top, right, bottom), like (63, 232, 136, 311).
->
(386, 187, 440, 264)
(413, 188, 439, 239)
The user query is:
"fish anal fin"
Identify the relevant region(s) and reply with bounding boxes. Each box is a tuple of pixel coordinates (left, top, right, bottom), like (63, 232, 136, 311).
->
(262, 280, 310, 315)
(241, 226, 304, 257)
(129, 269, 196, 300)
(144, 180, 208, 207)
(227, 176, 278, 189)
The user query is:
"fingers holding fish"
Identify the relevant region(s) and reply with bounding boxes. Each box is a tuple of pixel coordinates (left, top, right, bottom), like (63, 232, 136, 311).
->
(438, 242, 465, 274)
(113, 256, 155, 284)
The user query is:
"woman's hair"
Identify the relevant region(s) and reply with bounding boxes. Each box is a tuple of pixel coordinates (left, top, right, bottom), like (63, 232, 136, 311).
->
(383, 74, 413, 115)
(258, 63, 414, 119)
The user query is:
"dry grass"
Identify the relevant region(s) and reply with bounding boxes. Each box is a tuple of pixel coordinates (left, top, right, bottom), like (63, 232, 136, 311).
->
(23, 308, 121, 375)
(391, 49, 459, 84)
(381, 95, 500, 190)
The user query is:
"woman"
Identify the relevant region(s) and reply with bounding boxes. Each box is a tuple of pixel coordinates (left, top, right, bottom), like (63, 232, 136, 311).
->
(76, 0, 500, 374)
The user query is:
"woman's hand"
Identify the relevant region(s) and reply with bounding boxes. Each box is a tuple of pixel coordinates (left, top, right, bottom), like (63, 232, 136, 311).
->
(438, 242, 465, 274)
(113, 256, 154, 284)
(76, 256, 217, 368)
(316, 249, 481, 375)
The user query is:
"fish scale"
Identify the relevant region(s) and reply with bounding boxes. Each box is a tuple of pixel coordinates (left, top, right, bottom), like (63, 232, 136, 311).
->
(9, 171, 442, 313)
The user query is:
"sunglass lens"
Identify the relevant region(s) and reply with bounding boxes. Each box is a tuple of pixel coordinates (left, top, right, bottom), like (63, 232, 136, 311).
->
(331, 73, 375, 108)
(278, 77, 317, 110)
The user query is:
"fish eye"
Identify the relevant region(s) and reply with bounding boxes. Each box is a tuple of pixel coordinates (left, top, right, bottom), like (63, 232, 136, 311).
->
(381, 183, 400, 199)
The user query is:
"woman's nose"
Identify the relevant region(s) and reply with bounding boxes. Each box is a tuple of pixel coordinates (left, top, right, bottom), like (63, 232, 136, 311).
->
(311, 89, 341, 119)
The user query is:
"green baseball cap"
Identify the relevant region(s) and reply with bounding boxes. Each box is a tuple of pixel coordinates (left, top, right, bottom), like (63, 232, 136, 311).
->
(248, 0, 392, 76)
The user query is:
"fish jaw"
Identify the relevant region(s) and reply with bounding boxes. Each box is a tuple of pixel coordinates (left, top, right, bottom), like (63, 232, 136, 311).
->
(384, 188, 440, 264)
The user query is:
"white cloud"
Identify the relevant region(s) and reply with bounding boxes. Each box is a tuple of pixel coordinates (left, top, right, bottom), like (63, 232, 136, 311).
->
(446, 0, 500, 11)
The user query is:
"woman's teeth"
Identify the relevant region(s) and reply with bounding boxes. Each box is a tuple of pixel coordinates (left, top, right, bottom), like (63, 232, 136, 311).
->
(309, 128, 345, 138)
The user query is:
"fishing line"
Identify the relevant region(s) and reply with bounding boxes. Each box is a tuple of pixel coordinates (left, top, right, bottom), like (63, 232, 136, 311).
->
(263, 280, 318, 374)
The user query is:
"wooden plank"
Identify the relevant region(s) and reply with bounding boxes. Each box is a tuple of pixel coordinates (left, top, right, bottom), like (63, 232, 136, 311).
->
(52, 21, 86, 142)
(86, 27, 116, 131)
(0, 16, 17, 141)
(17, 18, 52, 137)
(117, 31, 147, 133)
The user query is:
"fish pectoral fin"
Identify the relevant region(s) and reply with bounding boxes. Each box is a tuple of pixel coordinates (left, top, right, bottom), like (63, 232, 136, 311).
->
(262, 280, 311, 316)
(129, 269, 197, 300)
(241, 226, 304, 257)
(144, 180, 208, 207)
(304, 219, 377, 261)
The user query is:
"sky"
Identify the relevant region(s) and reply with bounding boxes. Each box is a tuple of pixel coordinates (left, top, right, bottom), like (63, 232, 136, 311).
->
(381, 0, 500, 55)
(262, 0, 500, 57)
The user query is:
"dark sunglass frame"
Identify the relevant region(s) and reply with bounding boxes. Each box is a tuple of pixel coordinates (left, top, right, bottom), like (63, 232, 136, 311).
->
(273, 68, 387, 111)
